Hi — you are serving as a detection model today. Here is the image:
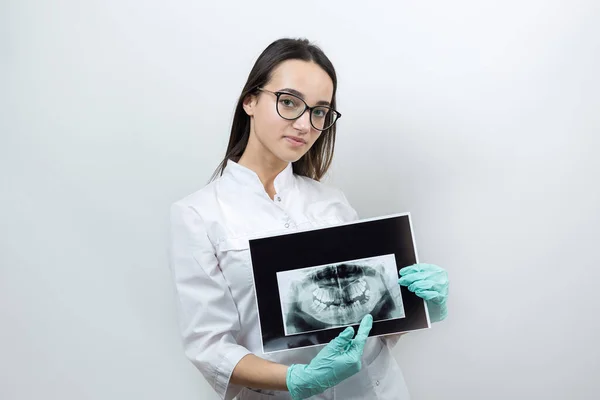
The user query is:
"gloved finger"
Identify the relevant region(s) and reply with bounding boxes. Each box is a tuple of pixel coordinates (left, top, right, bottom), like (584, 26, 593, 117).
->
(424, 290, 448, 305)
(399, 275, 439, 288)
(399, 273, 437, 285)
(408, 279, 436, 292)
(399, 264, 422, 276)
(398, 276, 413, 287)
(331, 326, 355, 350)
(402, 263, 446, 277)
(401, 270, 441, 282)
(414, 289, 442, 301)
(416, 263, 444, 272)
(338, 326, 355, 340)
(353, 314, 373, 347)
(401, 262, 440, 272)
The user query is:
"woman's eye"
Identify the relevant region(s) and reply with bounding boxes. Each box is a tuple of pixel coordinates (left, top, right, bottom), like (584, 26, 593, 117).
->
(280, 98, 296, 108)
(312, 108, 327, 118)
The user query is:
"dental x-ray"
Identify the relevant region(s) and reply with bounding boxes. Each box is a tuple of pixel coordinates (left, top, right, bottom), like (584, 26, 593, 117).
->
(249, 213, 430, 354)
(277, 254, 405, 336)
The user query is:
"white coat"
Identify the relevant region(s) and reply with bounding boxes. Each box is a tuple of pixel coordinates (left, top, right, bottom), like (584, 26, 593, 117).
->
(168, 160, 411, 400)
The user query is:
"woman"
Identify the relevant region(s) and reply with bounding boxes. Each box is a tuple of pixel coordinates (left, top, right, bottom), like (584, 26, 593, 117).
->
(169, 38, 449, 400)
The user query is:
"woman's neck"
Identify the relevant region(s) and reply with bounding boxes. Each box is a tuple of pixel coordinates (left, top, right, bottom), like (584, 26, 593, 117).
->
(238, 151, 288, 200)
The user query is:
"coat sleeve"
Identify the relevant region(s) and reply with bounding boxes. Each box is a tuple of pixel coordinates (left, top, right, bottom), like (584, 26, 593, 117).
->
(337, 190, 360, 222)
(169, 202, 251, 400)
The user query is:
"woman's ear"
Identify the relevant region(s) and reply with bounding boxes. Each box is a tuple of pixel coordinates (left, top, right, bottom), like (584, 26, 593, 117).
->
(242, 94, 257, 116)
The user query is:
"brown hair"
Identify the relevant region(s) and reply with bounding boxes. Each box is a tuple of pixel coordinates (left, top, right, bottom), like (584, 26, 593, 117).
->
(210, 38, 338, 182)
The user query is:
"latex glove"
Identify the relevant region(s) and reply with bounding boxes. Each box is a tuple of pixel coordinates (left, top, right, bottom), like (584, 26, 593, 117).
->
(286, 314, 373, 400)
(398, 263, 449, 322)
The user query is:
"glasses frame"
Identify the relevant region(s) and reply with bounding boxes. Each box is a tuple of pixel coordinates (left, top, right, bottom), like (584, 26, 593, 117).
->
(256, 87, 341, 131)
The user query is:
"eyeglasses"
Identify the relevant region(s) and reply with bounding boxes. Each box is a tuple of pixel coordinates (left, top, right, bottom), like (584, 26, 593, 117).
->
(256, 87, 341, 131)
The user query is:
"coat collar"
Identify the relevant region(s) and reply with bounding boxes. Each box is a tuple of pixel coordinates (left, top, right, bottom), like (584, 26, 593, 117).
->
(222, 159, 295, 194)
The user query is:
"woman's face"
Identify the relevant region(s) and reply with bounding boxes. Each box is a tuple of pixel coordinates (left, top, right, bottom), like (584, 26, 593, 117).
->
(243, 59, 334, 164)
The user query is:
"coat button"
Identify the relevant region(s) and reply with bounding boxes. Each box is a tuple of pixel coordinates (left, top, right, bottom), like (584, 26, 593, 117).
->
(375, 380, 380, 386)
(276, 196, 281, 202)
(284, 223, 290, 228)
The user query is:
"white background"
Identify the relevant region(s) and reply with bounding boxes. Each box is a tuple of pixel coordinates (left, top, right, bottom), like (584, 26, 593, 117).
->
(2, 1, 599, 399)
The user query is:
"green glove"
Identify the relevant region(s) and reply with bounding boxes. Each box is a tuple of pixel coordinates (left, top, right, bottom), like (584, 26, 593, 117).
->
(399, 263, 449, 322)
(286, 314, 373, 400)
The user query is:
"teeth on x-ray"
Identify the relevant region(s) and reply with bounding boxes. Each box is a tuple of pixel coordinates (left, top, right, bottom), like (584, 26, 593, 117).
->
(296, 263, 390, 326)
(310, 278, 370, 313)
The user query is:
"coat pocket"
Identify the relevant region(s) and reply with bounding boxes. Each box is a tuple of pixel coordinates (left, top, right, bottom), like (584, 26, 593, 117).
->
(215, 236, 254, 290)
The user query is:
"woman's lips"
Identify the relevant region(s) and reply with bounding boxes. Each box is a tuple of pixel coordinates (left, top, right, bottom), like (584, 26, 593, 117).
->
(284, 136, 306, 147)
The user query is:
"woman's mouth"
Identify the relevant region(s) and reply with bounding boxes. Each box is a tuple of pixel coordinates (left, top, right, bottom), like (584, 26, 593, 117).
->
(284, 136, 306, 147)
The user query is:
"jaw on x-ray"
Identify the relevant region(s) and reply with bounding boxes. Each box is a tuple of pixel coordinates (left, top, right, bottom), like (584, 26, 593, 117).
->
(280, 255, 405, 335)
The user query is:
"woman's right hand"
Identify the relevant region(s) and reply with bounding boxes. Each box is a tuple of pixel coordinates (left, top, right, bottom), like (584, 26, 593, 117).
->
(286, 314, 373, 400)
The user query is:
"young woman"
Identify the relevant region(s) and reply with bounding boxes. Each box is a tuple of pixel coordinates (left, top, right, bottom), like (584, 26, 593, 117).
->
(169, 38, 449, 400)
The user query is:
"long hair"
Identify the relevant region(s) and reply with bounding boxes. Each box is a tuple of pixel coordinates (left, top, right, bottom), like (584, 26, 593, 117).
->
(210, 38, 338, 182)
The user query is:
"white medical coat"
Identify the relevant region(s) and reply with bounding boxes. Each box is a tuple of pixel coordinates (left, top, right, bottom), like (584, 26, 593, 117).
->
(168, 160, 411, 400)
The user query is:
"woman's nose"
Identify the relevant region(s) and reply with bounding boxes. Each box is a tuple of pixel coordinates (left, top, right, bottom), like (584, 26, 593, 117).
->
(292, 109, 312, 133)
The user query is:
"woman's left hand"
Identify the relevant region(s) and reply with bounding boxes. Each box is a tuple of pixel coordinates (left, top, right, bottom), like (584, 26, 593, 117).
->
(398, 263, 449, 322)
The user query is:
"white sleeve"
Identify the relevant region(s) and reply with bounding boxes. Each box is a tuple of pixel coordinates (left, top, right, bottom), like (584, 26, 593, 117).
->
(338, 190, 360, 222)
(169, 202, 251, 400)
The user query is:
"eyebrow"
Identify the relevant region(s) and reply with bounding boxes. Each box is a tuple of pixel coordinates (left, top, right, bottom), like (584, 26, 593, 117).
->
(278, 87, 331, 106)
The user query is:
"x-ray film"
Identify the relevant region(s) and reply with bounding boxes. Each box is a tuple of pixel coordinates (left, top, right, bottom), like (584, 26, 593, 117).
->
(277, 254, 405, 336)
(249, 213, 430, 354)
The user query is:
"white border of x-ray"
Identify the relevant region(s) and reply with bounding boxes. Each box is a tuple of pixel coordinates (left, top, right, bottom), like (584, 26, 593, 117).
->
(248, 212, 432, 355)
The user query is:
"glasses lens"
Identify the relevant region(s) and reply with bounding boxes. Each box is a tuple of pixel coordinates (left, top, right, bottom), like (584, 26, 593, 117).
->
(275, 92, 339, 130)
(311, 107, 338, 131)
(276, 93, 305, 119)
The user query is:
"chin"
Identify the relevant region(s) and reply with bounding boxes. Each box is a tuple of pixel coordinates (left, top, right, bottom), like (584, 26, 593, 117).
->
(277, 150, 308, 164)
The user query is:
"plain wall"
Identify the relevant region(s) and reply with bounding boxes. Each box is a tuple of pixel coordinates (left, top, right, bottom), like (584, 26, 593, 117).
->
(2, 1, 599, 399)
